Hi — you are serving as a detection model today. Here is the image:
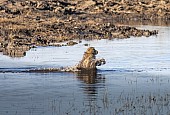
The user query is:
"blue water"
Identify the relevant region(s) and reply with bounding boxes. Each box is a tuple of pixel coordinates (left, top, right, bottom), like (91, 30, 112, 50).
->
(0, 26, 170, 115)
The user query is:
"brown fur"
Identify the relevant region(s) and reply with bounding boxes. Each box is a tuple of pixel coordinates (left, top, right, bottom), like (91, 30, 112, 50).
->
(76, 47, 105, 71)
(27, 47, 105, 73)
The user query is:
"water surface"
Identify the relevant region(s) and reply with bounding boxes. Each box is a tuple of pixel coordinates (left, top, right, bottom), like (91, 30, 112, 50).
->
(0, 26, 170, 115)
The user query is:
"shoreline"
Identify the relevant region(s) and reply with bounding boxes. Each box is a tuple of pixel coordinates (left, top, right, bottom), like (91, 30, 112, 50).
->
(0, 0, 169, 57)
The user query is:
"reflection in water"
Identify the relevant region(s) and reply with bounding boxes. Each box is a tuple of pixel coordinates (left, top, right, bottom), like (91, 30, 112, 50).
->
(1, 71, 170, 115)
(76, 70, 105, 101)
(75, 71, 106, 115)
(0, 26, 170, 115)
(77, 70, 105, 84)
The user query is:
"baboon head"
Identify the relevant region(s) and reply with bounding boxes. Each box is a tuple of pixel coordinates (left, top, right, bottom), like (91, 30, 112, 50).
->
(85, 47, 98, 55)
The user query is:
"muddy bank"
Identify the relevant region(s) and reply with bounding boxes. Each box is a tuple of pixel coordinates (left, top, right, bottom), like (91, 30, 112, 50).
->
(1, 0, 169, 57)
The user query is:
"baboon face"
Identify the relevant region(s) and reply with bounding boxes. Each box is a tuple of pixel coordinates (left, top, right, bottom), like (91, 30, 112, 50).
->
(85, 47, 98, 55)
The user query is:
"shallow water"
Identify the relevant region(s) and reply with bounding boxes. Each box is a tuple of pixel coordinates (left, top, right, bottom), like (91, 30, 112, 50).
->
(0, 26, 170, 115)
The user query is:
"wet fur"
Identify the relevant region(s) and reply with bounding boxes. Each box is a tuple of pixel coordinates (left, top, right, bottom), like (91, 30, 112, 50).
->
(76, 47, 105, 71)
(28, 47, 105, 73)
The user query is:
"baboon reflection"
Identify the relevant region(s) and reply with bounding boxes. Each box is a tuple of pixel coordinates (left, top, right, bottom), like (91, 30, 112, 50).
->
(76, 70, 105, 100)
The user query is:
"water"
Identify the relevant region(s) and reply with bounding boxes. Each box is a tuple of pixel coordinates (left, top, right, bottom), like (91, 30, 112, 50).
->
(0, 26, 170, 115)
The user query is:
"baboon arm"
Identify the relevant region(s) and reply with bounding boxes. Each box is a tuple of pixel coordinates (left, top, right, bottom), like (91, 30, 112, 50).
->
(95, 58, 106, 66)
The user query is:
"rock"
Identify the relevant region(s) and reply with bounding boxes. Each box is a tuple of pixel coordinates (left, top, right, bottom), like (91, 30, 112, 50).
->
(36, 1, 53, 11)
(66, 41, 78, 46)
(143, 30, 151, 37)
(76, 0, 96, 10)
(0, 42, 3, 52)
(84, 43, 89, 46)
